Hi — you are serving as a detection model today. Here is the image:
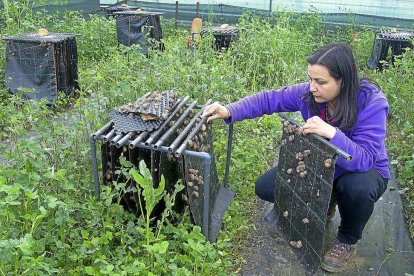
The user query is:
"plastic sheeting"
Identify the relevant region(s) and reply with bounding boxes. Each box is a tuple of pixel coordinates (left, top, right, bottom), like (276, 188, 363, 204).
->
(0, 0, 100, 14)
(107, 1, 414, 28)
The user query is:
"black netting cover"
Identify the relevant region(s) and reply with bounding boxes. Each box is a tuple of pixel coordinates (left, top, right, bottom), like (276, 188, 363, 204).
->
(115, 11, 164, 54)
(274, 120, 338, 274)
(182, 125, 226, 242)
(4, 32, 78, 102)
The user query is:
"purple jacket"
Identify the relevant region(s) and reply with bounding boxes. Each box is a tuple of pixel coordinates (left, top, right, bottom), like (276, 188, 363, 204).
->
(225, 81, 390, 179)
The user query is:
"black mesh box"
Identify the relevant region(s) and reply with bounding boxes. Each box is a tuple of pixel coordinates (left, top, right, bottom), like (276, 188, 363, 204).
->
(3, 32, 79, 102)
(115, 10, 164, 54)
(201, 26, 239, 51)
(368, 29, 414, 70)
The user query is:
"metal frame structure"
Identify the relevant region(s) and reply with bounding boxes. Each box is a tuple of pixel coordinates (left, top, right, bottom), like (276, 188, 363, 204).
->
(89, 100, 234, 241)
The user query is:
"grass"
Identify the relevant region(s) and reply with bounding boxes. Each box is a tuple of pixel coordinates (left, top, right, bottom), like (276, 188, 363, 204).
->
(0, 2, 413, 274)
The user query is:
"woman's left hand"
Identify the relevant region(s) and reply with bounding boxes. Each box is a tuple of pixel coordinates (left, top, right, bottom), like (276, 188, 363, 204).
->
(302, 116, 337, 140)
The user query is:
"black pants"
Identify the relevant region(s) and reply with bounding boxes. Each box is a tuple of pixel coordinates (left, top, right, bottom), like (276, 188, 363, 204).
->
(255, 167, 388, 245)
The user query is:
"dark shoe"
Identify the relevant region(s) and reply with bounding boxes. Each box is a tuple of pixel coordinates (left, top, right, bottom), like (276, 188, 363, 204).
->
(321, 239, 357, 273)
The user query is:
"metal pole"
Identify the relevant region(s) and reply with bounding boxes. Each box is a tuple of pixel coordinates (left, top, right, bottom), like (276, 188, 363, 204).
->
(89, 135, 101, 200)
(269, 0, 273, 15)
(92, 122, 112, 139)
(219, 4, 224, 24)
(201, 153, 211, 238)
(175, 1, 178, 28)
(196, 1, 200, 18)
(145, 96, 190, 146)
(153, 101, 198, 150)
(168, 99, 213, 152)
(174, 115, 209, 157)
(223, 124, 233, 187)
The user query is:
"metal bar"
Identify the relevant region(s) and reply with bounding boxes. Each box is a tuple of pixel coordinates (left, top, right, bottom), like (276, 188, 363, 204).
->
(129, 132, 149, 149)
(168, 99, 212, 152)
(201, 152, 211, 238)
(116, 132, 134, 148)
(145, 96, 189, 146)
(223, 123, 233, 187)
(89, 135, 101, 200)
(110, 133, 124, 145)
(103, 129, 116, 142)
(92, 122, 113, 139)
(184, 103, 204, 109)
(153, 101, 198, 150)
(278, 113, 352, 161)
(174, 115, 208, 157)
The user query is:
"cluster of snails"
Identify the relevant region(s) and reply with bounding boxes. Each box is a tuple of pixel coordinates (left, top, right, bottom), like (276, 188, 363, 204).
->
(186, 168, 204, 199)
(118, 91, 176, 121)
(105, 159, 113, 184)
(105, 170, 112, 183)
(166, 153, 177, 162)
(173, 108, 195, 134)
(286, 148, 311, 181)
(187, 123, 211, 152)
(289, 240, 303, 249)
(282, 120, 334, 170)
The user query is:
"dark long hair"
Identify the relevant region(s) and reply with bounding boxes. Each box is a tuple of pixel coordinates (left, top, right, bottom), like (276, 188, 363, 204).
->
(303, 43, 359, 130)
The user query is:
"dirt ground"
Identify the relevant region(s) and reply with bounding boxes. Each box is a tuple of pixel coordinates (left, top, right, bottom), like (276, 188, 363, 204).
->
(237, 162, 414, 275)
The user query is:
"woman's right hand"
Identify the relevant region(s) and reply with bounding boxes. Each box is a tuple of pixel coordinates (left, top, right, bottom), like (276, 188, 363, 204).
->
(202, 102, 231, 122)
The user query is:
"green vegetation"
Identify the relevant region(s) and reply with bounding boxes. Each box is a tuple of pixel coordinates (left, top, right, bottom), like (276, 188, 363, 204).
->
(0, 2, 413, 274)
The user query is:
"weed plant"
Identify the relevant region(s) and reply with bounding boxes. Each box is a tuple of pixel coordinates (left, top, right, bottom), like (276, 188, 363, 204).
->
(0, 2, 413, 274)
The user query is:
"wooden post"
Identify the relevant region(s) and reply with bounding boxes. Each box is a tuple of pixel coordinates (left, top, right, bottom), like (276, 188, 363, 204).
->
(196, 1, 200, 18)
(175, 1, 179, 28)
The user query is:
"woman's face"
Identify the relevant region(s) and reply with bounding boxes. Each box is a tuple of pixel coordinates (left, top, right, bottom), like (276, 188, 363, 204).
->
(307, 64, 342, 104)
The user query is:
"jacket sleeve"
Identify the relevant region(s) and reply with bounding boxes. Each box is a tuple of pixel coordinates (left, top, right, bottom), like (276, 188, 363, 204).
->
(330, 97, 389, 172)
(224, 82, 309, 124)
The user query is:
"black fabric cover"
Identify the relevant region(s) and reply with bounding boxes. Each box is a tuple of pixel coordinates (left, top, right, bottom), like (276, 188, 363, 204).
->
(4, 33, 78, 102)
(115, 12, 164, 54)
